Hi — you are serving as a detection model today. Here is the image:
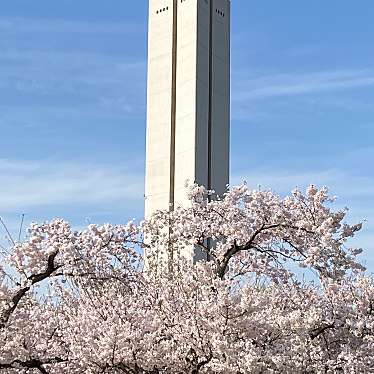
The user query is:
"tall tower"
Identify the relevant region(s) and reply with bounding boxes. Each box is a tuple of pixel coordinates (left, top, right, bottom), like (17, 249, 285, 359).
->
(145, 0, 230, 254)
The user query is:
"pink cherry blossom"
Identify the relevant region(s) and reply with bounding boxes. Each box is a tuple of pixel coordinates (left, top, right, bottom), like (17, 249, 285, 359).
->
(0, 184, 372, 373)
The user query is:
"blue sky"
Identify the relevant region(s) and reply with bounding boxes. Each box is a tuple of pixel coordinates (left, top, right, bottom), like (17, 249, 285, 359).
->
(0, 1, 373, 269)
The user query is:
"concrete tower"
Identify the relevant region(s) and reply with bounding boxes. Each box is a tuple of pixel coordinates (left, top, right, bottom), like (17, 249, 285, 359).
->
(145, 0, 230, 260)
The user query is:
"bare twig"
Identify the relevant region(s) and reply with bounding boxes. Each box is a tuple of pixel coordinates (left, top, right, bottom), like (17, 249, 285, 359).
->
(0, 217, 15, 246)
(18, 213, 25, 242)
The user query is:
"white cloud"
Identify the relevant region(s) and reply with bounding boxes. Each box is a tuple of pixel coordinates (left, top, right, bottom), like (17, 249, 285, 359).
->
(232, 168, 372, 199)
(0, 47, 146, 121)
(233, 69, 374, 101)
(0, 48, 145, 94)
(0, 159, 144, 212)
(0, 17, 142, 35)
(0, 16, 147, 120)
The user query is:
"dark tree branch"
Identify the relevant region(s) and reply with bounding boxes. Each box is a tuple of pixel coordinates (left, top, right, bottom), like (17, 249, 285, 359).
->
(0, 251, 61, 328)
(216, 222, 317, 279)
(217, 224, 279, 279)
(0, 357, 65, 373)
(310, 323, 335, 340)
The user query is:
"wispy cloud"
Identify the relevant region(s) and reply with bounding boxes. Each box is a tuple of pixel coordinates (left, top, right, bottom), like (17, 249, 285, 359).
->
(0, 48, 145, 98)
(232, 145, 374, 201)
(0, 15, 147, 122)
(0, 17, 143, 35)
(232, 168, 374, 201)
(233, 69, 374, 101)
(231, 145, 374, 227)
(0, 159, 144, 213)
(0, 48, 146, 123)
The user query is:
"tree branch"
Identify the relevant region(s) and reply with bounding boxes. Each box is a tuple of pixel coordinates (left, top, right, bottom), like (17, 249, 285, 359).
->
(0, 357, 65, 373)
(310, 323, 335, 340)
(0, 251, 61, 328)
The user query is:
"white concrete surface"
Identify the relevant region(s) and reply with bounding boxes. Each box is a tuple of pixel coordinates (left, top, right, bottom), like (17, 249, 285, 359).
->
(145, 0, 230, 263)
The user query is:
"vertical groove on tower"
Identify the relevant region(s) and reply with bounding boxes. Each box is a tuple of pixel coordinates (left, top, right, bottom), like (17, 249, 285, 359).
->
(168, 0, 178, 268)
(206, 0, 214, 255)
(169, 0, 178, 213)
(208, 0, 213, 195)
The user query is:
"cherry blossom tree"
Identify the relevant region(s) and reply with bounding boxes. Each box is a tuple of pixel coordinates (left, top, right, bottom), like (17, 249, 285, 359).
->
(0, 184, 373, 373)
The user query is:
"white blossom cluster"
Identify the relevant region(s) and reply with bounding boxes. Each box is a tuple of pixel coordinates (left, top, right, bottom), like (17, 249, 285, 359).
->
(0, 184, 373, 373)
